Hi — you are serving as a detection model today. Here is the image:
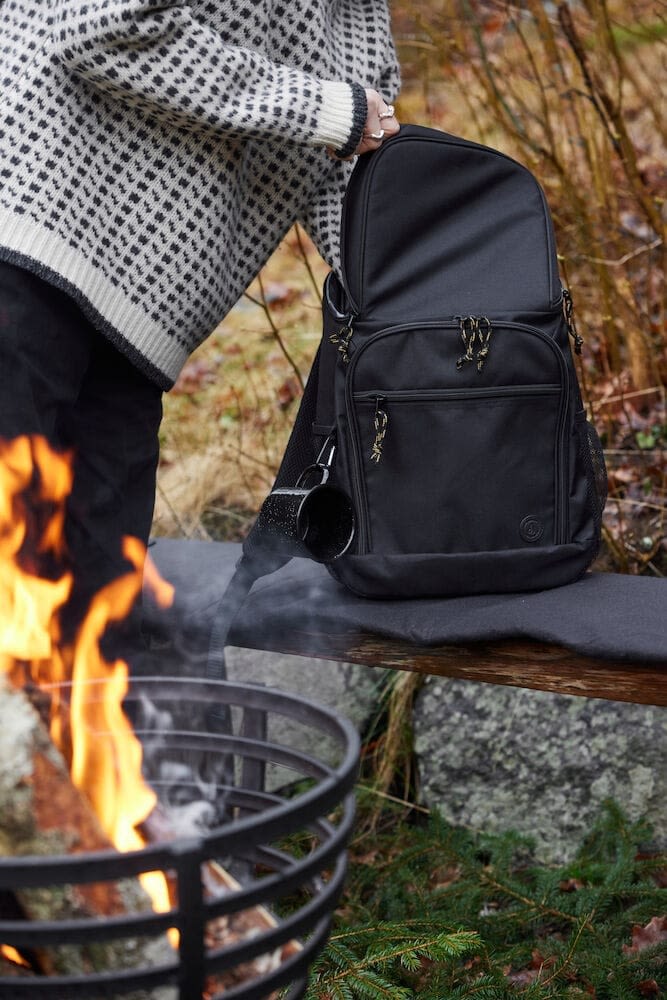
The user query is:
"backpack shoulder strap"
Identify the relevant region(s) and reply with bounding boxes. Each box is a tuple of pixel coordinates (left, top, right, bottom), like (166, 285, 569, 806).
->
(206, 346, 322, 684)
(242, 345, 321, 561)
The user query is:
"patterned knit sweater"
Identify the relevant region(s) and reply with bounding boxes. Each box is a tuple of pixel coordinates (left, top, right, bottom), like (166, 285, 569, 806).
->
(0, 1, 400, 389)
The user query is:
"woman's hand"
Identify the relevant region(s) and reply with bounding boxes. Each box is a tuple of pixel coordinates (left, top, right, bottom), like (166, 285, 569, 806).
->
(328, 88, 400, 160)
(355, 88, 400, 155)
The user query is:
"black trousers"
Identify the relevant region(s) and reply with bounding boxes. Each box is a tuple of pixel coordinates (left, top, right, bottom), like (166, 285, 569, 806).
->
(0, 260, 163, 643)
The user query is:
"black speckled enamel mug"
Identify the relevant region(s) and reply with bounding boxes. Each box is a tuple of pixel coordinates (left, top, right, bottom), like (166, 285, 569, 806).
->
(255, 483, 355, 562)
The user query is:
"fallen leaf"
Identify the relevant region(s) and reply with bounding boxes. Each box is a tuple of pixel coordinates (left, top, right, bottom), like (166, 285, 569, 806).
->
(622, 916, 667, 955)
(276, 377, 300, 409)
(559, 878, 585, 892)
(482, 14, 504, 34)
(352, 851, 380, 867)
(609, 466, 638, 486)
(505, 949, 554, 985)
(505, 966, 540, 986)
(172, 358, 218, 394)
(638, 980, 660, 998)
(429, 864, 461, 891)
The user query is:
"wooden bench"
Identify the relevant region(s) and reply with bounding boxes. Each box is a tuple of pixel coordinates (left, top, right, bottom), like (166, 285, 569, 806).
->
(239, 629, 666, 708)
(147, 539, 667, 709)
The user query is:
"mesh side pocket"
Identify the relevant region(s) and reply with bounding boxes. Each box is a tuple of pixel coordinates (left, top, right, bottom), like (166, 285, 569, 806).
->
(577, 414, 608, 539)
(586, 420, 608, 514)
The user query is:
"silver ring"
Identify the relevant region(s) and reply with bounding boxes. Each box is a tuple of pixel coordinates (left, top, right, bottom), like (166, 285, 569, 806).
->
(365, 129, 385, 141)
(378, 105, 395, 120)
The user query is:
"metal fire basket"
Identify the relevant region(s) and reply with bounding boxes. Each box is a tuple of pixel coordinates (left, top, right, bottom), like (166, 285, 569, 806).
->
(0, 677, 360, 1000)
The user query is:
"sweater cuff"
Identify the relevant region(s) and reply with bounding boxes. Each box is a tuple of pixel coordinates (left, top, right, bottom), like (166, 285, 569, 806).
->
(310, 81, 367, 157)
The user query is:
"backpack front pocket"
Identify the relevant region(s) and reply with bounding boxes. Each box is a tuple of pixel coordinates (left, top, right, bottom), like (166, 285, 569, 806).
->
(350, 385, 564, 554)
(342, 321, 569, 556)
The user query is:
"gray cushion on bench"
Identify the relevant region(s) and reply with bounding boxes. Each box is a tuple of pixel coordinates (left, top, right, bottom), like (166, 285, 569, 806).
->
(147, 539, 667, 664)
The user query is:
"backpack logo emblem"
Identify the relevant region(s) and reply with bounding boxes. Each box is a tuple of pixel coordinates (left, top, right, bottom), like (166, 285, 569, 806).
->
(519, 515, 544, 543)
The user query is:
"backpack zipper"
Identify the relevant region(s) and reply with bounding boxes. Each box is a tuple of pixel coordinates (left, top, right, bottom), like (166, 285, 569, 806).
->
(360, 385, 561, 465)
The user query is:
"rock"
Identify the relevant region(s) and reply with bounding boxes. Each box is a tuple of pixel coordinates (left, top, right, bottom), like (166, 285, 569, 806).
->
(225, 646, 384, 787)
(413, 678, 666, 862)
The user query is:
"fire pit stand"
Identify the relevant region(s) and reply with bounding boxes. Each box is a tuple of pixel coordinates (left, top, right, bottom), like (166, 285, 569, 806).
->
(0, 677, 360, 999)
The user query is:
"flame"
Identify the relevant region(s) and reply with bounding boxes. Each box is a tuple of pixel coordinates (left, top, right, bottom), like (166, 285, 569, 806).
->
(0, 944, 31, 968)
(0, 437, 72, 669)
(69, 537, 158, 845)
(0, 435, 176, 941)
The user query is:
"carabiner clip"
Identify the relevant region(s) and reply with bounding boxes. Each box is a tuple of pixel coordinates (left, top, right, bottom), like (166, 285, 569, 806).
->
(295, 433, 337, 489)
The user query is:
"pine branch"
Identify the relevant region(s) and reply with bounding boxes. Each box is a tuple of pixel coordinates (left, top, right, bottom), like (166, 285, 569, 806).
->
(307, 923, 480, 999)
(478, 871, 599, 934)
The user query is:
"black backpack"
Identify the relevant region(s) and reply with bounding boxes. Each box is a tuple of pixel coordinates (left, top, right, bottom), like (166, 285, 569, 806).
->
(207, 125, 608, 672)
(310, 123, 607, 597)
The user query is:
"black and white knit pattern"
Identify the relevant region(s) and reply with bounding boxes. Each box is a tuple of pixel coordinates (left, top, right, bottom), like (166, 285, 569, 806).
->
(0, 0, 400, 388)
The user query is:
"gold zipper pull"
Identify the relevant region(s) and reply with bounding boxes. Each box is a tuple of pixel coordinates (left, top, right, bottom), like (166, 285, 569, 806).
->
(337, 323, 354, 364)
(330, 312, 354, 351)
(456, 316, 477, 370)
(330, 314, 356, 361)
(563, 288, 583, 355)
(475, 316, 493, 371)
(370, 395, 388, 464)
